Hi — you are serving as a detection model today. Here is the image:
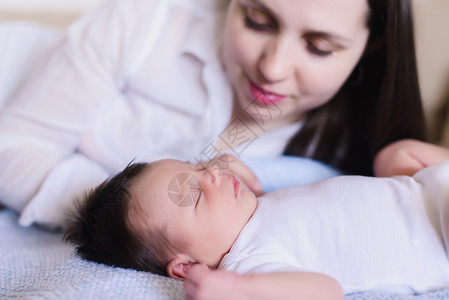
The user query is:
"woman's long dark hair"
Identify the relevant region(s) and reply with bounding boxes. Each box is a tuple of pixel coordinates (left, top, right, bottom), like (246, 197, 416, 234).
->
(284, 0, 426, 175)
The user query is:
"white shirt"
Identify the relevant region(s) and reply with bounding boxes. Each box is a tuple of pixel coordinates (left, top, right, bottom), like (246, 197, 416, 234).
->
(0, 0, 301, 229)
(219, 161, 449, 294)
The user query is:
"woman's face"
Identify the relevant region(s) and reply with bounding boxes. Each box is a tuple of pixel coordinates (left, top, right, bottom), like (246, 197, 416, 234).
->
(221, 0, 370, 126)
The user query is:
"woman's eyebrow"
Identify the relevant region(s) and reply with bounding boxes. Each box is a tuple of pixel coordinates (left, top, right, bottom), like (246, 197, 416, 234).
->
(246, 0, 351, 46)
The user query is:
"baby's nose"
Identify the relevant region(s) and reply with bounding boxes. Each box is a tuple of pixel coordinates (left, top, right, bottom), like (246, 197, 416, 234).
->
(208, 165, 222, 182)
(206, 165, 233, 187)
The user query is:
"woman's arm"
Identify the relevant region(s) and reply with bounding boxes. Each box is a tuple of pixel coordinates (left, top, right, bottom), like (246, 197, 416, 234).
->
(373, 139, 449, 177)
(0, 0, 158, 229)
(183, 264, 344, 300)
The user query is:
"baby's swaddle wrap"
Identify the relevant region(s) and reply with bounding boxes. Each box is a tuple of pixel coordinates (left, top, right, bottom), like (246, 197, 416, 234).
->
(413, 161, 449, 258)
(219, 161, 449, 294)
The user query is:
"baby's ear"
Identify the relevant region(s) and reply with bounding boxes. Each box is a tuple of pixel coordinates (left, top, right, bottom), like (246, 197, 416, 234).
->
(166, 254, 197, 280)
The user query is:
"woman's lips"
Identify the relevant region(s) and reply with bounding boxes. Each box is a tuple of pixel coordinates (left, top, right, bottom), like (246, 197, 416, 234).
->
(249, 80, 287, 105)
(233, 176, 240, 198)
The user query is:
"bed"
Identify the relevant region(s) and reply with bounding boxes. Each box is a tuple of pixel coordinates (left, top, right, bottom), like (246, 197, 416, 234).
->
(2, 159, 449, 300)
(2, 152, 449, 300)
(2, 13, 449, 300)
(1, 203, 449, 300)
(1, 150, 449, 299)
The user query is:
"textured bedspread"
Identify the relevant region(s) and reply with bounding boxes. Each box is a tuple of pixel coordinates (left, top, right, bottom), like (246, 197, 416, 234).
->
(2, 209, 449, 300)
(0, 210, 183, 300)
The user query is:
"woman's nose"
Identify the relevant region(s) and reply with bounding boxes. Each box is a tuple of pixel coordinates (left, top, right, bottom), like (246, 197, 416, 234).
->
(258, 37, 294, 83)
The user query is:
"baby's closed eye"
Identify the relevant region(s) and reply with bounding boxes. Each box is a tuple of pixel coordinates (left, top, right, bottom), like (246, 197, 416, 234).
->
(191, 186, 202, 205)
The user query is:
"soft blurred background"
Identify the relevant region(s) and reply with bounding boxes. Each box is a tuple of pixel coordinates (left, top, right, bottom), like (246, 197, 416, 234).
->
(0, 0, 448, 145)
(0, 0, 104, 26)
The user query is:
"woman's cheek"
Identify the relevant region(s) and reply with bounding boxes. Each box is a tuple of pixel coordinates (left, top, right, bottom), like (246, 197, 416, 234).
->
(231, 32, 262, 70)
(296, 70, 342, 107)
(309, 63, 351, 95)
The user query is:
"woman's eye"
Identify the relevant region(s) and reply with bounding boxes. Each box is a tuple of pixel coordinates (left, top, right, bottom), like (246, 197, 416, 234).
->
(245, 16, 273, 31)
(307, 42, 333, 57)
(244, 8, 276, 32)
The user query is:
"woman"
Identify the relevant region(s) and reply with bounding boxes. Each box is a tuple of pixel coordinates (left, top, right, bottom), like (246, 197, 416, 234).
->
(284, 0, 426, 175)
(0, 0, 425, 229)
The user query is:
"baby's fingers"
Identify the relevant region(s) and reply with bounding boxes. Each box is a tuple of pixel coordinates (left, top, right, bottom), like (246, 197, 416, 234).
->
(184, 264, 209, 300)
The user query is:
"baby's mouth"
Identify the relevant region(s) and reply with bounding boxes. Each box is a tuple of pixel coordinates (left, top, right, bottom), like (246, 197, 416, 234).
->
(233, 176, 240, 198)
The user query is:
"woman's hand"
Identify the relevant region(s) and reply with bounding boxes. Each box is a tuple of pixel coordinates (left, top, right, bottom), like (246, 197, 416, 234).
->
(374, 139, 449, 177)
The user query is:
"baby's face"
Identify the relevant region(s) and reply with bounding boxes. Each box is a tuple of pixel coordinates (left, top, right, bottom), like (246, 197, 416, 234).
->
(131, 159, 257, 267)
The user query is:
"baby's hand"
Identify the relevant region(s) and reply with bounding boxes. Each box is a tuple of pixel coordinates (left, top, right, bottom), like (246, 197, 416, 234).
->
(197, 154, 263, 197)
(184, 264, 242, 300)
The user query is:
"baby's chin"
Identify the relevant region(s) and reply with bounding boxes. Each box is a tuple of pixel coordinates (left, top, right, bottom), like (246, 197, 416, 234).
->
(237, 184, 258, 217)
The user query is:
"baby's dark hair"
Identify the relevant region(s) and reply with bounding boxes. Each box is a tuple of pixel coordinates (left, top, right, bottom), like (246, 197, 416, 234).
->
(64, 162, 179, 276)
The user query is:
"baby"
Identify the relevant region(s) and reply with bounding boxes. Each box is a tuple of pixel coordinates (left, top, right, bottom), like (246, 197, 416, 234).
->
(65, 140, 449, 299)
